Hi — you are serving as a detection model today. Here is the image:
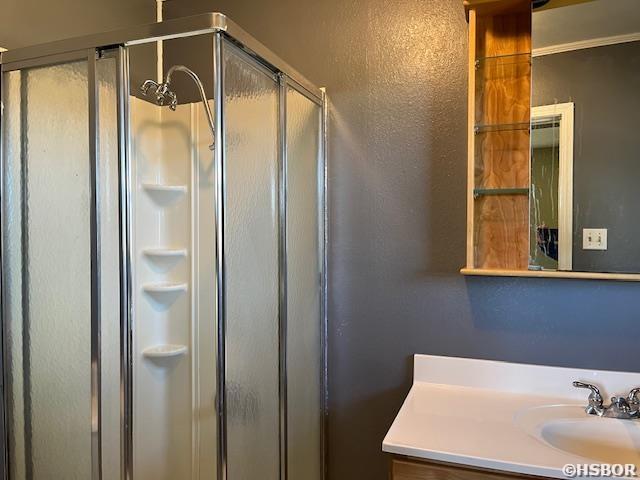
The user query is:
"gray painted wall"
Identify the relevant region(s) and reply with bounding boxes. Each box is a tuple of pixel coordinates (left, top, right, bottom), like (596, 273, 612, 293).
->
(2, 1, 640, 480)
(0, 0, 154, 49)
(533, 41, 640, 273)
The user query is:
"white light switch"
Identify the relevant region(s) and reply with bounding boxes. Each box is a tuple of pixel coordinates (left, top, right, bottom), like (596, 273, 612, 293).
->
(583, 228, 607, 250)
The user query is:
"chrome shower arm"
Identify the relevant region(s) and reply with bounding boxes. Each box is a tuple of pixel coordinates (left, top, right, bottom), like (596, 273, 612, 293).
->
(166, 65, 215, 151)
(165, 65, 215, 150)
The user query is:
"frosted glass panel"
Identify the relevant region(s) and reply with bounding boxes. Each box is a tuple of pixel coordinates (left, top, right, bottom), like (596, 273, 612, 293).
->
(2, 62, 92, 479)
(223, 41, 280, 480)
(2, 68, 26, 480)
(285, 88, 322, 480)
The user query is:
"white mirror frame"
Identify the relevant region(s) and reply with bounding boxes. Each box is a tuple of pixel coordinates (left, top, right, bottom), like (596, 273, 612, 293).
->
(531, 102, 574, 271)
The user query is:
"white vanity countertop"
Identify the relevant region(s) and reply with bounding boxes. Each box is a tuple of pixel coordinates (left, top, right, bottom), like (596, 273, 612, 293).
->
(382, 355, 640, 478)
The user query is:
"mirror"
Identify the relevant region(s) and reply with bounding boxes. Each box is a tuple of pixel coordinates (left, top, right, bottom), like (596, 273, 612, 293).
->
(531, 0, 640, 274)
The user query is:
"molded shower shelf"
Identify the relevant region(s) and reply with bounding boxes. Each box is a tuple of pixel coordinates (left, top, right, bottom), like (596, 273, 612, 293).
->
(142, 183, 188, 204)
(143, 248, 188, 258)
(142, 344, 188, 358)
(142, 183, 188, 194)
(142, 282, 188, 294)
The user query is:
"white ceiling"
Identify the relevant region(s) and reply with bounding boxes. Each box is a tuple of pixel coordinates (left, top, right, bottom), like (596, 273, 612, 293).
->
(533, 0, 640, 50)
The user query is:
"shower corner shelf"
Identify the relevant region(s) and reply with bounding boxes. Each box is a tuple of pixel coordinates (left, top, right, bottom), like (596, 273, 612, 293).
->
(142, 183, 188, 193)
(143, 248, 188, 259)
(142, 183, 188, 203)
(142, 282, 188, 294)
(143, 344, 188, 358)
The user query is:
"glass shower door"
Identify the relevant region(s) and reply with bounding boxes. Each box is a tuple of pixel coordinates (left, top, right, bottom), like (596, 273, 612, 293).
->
(3, 58, 93, 480)
(222, 40, 281, 480)
(220, 40, 324, 480)
(285, 85, 323, 480)
(1, 53, 121, 480)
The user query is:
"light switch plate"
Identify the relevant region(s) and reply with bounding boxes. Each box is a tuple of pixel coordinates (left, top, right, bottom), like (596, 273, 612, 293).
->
(583, 228, 607, 250)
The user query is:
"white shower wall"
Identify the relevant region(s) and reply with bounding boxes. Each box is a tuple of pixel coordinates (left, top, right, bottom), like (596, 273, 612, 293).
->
(130, 96, 217, 480)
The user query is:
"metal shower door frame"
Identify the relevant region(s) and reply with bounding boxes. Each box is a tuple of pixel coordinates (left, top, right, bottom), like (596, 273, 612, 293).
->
(0, 49, 7, 480)
(102, 45, 134, 480)
(212, 31, 227, 480)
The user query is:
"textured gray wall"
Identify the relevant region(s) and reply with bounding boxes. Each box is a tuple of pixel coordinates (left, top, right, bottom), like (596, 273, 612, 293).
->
(533, 41, 640, 273)
(3, 1, 640, 480)
(0, 0, 153, 49)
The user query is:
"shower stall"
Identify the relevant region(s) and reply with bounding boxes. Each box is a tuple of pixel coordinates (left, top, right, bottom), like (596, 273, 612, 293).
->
(0, 13, 326, 480)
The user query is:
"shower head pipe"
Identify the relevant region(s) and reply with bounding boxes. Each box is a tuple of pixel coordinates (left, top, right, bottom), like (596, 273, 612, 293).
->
(140, 64, 216, 150)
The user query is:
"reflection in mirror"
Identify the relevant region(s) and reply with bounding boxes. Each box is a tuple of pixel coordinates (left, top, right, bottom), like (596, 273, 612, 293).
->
(530, 103, 573, 271)
(531, 117, 560, 271)
(531, 0, 640, 274)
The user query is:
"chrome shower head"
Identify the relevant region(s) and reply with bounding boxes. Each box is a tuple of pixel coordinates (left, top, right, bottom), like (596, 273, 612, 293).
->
(140, 79, 178, 111)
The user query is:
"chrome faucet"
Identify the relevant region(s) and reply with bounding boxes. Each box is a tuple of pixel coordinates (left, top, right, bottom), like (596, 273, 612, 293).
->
(573, 381, 640, 420)
(140, 79, 178, 110)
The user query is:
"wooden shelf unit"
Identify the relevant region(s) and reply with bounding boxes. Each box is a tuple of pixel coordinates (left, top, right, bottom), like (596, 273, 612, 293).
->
(461, 0, 640, 281)
(466, 0, 532, 271)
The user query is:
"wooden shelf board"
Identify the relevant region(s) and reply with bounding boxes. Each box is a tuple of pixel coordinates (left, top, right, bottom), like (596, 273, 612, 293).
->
(460, 268, 640, 282)
(464, 0, 593, 19)
(464, 0, 530, 18)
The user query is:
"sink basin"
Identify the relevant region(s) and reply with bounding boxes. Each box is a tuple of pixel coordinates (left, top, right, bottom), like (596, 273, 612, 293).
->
(541, 418, 640, 464)
(515, 405, 640, 465)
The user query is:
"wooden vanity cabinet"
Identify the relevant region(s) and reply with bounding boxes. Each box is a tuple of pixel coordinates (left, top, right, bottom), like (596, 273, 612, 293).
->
(390, 456, 549, 480)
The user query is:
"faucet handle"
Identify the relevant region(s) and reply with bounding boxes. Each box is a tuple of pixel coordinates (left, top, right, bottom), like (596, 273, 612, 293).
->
(611, 396, 631, 413)
(573, 381, 604, 406)
(140, 79, 159, 96)
(627, 387, 640, 405)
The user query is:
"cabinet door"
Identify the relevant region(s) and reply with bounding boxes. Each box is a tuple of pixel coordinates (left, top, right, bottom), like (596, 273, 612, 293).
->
(391, 458, 546, 480)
